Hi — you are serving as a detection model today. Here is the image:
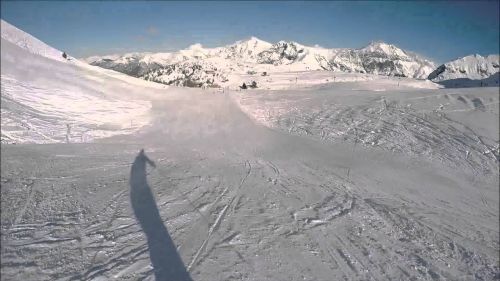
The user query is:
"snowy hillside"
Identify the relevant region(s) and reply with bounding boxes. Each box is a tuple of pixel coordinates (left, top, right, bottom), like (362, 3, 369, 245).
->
(428, 54, 500, 87)
(85, 38, 437, 88)
(0, 19, 68, 62)
(0, 19, 163, 144)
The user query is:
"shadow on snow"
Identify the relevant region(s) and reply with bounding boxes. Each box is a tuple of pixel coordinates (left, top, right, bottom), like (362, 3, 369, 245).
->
(130, 149, 193, 281)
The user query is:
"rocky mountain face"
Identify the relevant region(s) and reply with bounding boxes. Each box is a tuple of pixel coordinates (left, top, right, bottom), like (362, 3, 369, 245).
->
(257, 41, 308, 64)
(317, 42, 435, 78)
(142, 61, 227, 88)
(85, 38, 438, 87)
(358, 42, 436, 78)
(428, 54, 499, 86)
(89, 55, 164, 77)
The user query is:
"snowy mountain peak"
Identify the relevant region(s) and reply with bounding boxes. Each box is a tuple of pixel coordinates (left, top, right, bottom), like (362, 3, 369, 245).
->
(241, 36, 270, 45)
(219, 36, 273, 62)
(371, 40, 395, 46)
(256, 40, 308, 65)
(365, 40, 391, 48)
(428, 54, 499, 83)
(231, 36, 272, 50)
(360, 41, 407, 58)
(188, 43, 204, 50)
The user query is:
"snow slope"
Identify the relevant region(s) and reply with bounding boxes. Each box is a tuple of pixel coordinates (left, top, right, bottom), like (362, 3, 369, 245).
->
(1, 19, 68, 62)
(1, 19, 165, 144)
(2, 83, 498, 281)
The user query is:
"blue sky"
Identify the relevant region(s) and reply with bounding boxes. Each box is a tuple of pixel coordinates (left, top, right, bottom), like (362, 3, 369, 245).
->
(1, 1, 498, 63)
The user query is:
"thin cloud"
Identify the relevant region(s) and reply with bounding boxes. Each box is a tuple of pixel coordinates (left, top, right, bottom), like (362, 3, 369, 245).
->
(135, 35, 146, 42)
(146, 26, 159, 36)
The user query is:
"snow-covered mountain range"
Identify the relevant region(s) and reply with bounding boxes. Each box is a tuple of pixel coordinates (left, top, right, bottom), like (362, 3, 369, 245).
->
(84, 38, 437, 88)
(428, 54, 499, 87)
(2, 17, 498, 91)
(428, 54, 499, 81)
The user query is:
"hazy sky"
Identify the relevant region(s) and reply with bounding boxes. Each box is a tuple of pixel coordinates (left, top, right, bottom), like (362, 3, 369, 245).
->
(1, 1, 499, 63)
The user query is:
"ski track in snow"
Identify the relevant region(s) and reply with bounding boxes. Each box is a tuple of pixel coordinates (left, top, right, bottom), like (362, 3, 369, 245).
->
(234, 86, 499, 177)
(2, 86, 498, 280)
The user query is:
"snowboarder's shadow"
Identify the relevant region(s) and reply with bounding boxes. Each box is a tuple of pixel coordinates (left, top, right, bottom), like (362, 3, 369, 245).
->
(130, 149, 192, 281)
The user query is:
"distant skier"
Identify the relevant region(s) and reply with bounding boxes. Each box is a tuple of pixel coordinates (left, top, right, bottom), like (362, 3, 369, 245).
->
(62, 52, 67, 59)
(65, 124, 71, 143)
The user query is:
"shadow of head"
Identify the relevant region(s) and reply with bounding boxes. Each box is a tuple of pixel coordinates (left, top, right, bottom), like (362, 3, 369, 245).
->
(129, 149, 192, 281)
(134, 149, 156, 169)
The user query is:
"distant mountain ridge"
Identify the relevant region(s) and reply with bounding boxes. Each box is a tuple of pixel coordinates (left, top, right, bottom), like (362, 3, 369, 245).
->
(84, 38, 438, 87)
(428, 54, 499, 87)
(2, 18, 497, 89)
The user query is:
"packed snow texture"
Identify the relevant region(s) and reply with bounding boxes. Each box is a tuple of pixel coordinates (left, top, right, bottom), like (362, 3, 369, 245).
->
(1, 19, 499, 281)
